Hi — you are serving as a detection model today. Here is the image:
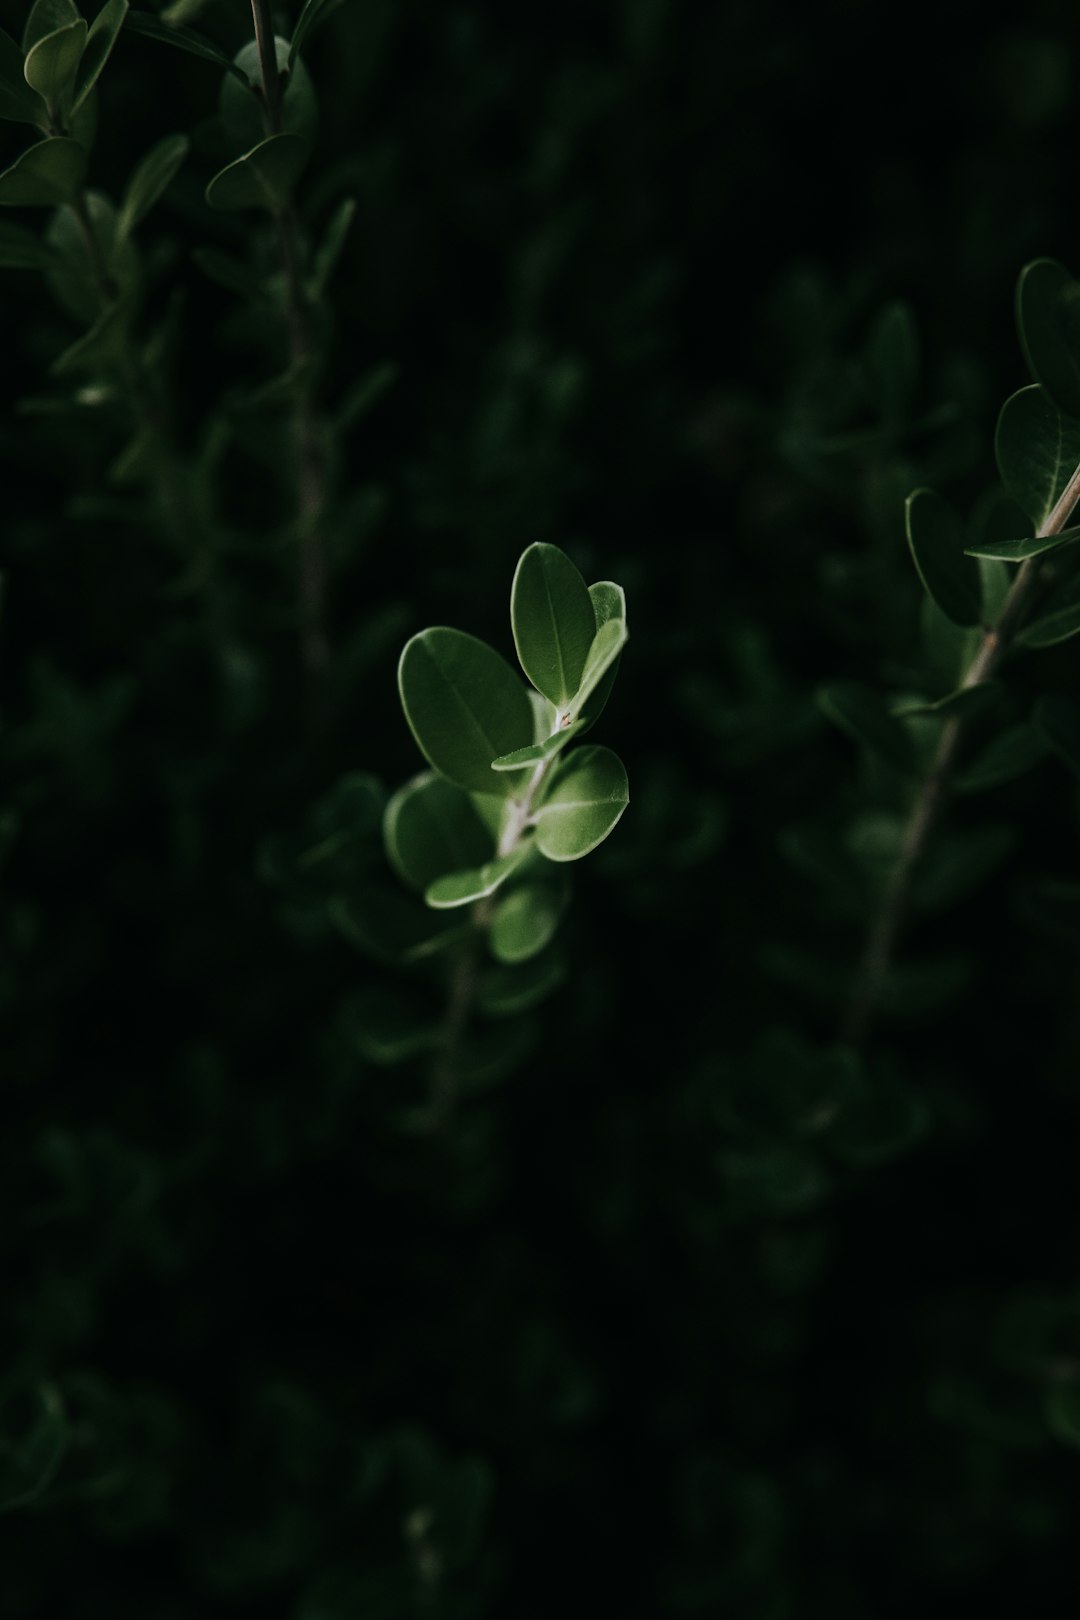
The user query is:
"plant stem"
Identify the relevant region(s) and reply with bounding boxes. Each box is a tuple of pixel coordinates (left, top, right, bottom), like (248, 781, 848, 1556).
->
(249, 0, 331, 698)
(426, 742, 560, 1128)
(840, 464, 1080, 1047)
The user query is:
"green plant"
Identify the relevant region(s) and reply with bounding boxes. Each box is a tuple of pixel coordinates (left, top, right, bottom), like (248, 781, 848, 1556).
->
(336, 541, 629, 1127)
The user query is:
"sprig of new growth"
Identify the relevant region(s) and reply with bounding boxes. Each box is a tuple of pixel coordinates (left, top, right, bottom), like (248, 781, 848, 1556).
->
(828, 258, 1080, 1043)
(341, 543, 629, 1128)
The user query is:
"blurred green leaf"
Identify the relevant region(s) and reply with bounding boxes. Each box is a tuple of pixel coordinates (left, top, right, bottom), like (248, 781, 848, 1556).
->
(1017, 596, 1080, 649)
(289, 0, 353, 67)
(123, 10, 248, 80)
(205, 133, 308, 214)
(511, 541, 596, 708)
(425, 845, 529, 909)
(116, 132, 187, 239)
(863, 299, 919, 420)
(489, 881, 565, 962)
(905, 487, 983, 626)
(310, 195, 354, 298)
(817, 681, 915, 775)
(0, 27, 45, 123)
(0, 135, 85, 204)
(1044, 1383, 1080, 1449)
(995, 384, 1080, 531)
(476, 948, 565, 1016)
(534, 744, 629, 861)
(220, 38, 317, 153)
(1015, 258, 1080, 419)
(892, 681, 1003, 722)
(23, 0, 79, 53)
(50, 296, 131, 374)
(954, 722, 1048, 793)
(398, 627, 533, 795)
(350, 985, 438, 1065)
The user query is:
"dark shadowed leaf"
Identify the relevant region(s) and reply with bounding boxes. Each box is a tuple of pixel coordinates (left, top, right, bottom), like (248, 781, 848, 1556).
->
(383, 772, 492, 895)
(0, 27, 45, 123)
(905, 487, 983, 626)
(995, 385, 1080, 532)
(0, 136, 86, 205)
(964, 523, 1080, 562)
(863, 299, 919, 420)
(817, 682, 915, 775)
(205, 133, 308, 214)
(954, 723, 1048, 794)
(1015, 257, 1080, 419)
(72, 0, 127, 112)
(117, 133, 187, 238)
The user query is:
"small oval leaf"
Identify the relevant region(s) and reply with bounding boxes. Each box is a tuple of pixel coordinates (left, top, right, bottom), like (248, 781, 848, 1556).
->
(1016, 258, 1080, 420)
(117, 132, 187, 239)
(533, 744, 629, 862)
(995, 384, 1080, 532)
(425, 846, 530, 909)
(905, 487, 983, 627)
(398, 626, 534, 795)
(511, 542, 597, 708)
(205, 132, 308, 214)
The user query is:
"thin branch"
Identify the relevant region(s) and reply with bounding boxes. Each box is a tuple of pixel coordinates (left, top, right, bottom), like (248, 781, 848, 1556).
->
(249, 0, 332, 700)
(841, 469, 1080, 1047)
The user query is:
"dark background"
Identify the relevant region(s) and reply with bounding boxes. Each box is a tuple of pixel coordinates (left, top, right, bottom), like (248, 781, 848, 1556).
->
(3, 0, 1080, 1614)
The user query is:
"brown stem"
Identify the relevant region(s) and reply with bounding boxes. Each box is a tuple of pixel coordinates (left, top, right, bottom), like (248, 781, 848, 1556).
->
(840, 472, 1080, 1047)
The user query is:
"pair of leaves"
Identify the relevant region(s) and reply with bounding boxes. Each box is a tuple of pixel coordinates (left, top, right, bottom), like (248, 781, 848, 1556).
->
(510, 542, 627, 721)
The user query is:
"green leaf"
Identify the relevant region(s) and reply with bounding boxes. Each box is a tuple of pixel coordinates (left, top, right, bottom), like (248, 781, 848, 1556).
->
(122, 11, 248, 80)
(23, 0, 79, 53)
(863, 299, 919, 420)
(954, 723, 1048, 794)
(1034, 695, 1080, 777)
(489, 881, 566, 963)
(964, 524, 1080, 562)
(490, 720, 584, 772)
(572, 613, 628, 721)
(398, 626, 534, 795)
(905, 487, 983, 627)
(1016, 597, 1080, 649)
(476, 949, 565, 1017)
(511, 541, 597, 709)
(0, 136, 86, 205)
(425, 845, 530, 909)
(330, 886, 468, 966)
(45, 190, 138, 322)
(310, 195, 354, 298)
(1015, 258, 1080, 420)
(220, 38, 317, 152)
(533, 744, 629, 862)
(995, 384, 1080, 532)
(816, 682, 915, 775)
(0, 27, 46, 123)
(72, 0, 127, 112)
(116, 132, 186, 239)
(0, 219, 51, 266)
(577, 580, 626, 733)
(892, 681, 1003, 722)
(191, 244, 266, 301)
(350, 984, 438, 1065)
(289, 0, 352, 66)
(383, 771, 491, 895)
(23, 20, 87, 116)
(205, 133, 308, 214)
(50, 295, 131, 374)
